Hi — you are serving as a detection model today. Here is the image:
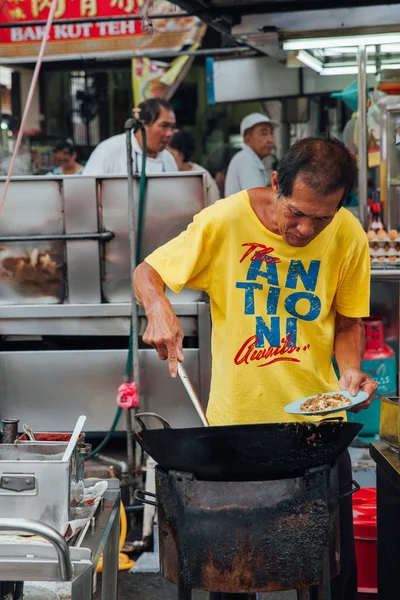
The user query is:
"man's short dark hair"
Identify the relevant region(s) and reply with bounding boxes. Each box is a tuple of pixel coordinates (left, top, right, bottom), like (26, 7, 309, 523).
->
(168, 129, 196, 163)
(276, 136, 358, 207)
(138, 98, 174, 126)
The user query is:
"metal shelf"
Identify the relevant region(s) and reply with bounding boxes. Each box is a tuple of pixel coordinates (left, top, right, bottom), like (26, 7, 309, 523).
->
(0, 300, 205, 319)
(371, 269, 400, 279)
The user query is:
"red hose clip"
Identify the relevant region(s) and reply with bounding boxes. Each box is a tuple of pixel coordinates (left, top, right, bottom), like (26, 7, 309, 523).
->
(116, 382, 139, 409)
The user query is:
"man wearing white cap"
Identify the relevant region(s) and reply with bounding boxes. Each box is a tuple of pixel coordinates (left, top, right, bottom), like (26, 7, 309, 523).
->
(225, 113, 276, 196)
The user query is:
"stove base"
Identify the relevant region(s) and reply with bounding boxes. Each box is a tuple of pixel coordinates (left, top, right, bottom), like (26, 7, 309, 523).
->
(156, 465, 339, 595)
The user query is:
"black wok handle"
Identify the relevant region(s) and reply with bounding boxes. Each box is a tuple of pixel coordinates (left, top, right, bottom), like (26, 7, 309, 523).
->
(134, 489, 158, 507)
(339, 480, 360, 501)
(134, 412, 172, 431)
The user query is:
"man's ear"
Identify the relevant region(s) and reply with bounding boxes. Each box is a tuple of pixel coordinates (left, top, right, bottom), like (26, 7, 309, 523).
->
(271, 170, 279, 194)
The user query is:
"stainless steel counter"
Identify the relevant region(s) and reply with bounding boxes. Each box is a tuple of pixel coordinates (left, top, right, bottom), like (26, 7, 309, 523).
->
(0, 479, 120, 600)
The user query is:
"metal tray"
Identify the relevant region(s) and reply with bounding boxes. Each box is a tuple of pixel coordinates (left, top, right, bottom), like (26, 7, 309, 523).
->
(0, 442, 84, 532)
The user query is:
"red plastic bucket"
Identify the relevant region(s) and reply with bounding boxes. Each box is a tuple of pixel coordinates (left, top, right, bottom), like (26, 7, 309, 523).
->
(353, 488, 377, 596)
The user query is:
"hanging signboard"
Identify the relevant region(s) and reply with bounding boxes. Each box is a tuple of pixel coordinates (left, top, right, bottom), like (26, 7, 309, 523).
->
(132, 40, 200, 104)
(206, 56, 301, 105)
(0, 0, 203, 62)
(206, 55, 376, 105)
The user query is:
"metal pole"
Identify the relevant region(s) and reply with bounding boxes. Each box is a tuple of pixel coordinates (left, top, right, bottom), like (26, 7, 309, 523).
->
(131, 45, 252, 59)
(317, 548, 331, 600)
(125, 122, 140, 389)
(101, 504, 120, 600)
(357, 44, 368, 230)
(125, 120, 138, 482)
(178, 580, 192, 600)
(297, 590, 314, 600)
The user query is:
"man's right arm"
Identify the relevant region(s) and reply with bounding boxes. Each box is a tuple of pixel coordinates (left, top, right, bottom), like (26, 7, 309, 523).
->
(134, 261, 184, 377)
(135, 204, 218, 376)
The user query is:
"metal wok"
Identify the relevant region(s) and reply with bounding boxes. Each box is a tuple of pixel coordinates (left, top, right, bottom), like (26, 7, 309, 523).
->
(134, 413, 363, 481)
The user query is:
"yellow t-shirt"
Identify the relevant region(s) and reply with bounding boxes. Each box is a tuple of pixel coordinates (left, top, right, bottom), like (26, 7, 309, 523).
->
(145, 191, 370, 426)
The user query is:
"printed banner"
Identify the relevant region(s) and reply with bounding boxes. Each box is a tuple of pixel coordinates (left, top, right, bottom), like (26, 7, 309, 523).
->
(132, 39, 201, 104)
(0, 0, 204, 61)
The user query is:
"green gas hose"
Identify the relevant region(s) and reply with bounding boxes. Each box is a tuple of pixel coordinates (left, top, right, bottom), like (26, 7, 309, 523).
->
(85, 118, 147, 461)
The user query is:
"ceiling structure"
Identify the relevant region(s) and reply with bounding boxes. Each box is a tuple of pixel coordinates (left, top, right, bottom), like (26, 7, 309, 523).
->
(167, 0, 400, 86)
(171, 1, 400, 53)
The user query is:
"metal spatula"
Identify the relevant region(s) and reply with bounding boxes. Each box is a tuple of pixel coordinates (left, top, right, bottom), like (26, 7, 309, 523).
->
(177, 363, 209, 427)
(62, 415, 86, 462)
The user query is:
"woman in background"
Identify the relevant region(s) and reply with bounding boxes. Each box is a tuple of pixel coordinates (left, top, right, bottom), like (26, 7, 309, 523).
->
(47, 139, 83, 175)
(168, 130, 220, 204)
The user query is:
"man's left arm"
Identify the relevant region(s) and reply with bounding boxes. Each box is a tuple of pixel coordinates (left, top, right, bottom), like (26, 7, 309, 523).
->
(334, 313, 378, 412)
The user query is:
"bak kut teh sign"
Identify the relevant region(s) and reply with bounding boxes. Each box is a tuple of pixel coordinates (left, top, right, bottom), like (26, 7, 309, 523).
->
(0, 0, 202, 62)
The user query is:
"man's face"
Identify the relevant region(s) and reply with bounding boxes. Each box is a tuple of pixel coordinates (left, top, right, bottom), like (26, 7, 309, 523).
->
(271, 171, 343, 247)
(55, 148, 75, 169)
(244, 123, 274, 159)
(146, 107, 176, 154)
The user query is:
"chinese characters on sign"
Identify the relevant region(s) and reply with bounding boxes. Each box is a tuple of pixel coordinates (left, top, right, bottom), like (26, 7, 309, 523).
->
(0, 0, 205, 62)
(31, 0, 66, 19)
(6, 0, 140, 20)
(81, 0, 98, 18)
(110, 0, 135, 13)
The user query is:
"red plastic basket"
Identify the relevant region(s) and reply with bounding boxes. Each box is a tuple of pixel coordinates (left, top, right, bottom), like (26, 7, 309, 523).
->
(353, 488, 377, 596)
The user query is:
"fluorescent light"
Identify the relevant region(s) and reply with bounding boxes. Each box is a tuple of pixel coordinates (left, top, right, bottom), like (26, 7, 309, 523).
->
(320, 63, 400, 75)
(283, 33, 400, 51)
(380, 44, 400, 53)
(320, 65, 376, 76)
(324, 47, 360, 56)
(296, 50, 323, 73)
(320, 66, 357, 75)
(324, 43, 400, 56)
(382, 63, 400, 70)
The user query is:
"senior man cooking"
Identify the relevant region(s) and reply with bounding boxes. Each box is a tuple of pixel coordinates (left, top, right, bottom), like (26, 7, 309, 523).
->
(134, 136, 377, 600)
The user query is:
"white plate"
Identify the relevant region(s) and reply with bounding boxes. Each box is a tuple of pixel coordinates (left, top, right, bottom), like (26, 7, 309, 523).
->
(284, 390, 369, 416)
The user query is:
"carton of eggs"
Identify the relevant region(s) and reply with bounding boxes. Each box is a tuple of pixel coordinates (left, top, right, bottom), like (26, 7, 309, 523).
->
(369, 229, 400, 265)
(367, 229, 400, 243)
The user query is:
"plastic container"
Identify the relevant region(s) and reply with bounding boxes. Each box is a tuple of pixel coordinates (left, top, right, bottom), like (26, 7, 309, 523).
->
(331, 81, 359, 112)
(347, 320, 397, 438)
(353, 488, 377, 596)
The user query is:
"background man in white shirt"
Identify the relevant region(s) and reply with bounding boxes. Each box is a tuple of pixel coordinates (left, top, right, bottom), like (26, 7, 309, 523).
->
(225, 113, 277, 196)
(83, 98, 178, 175)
